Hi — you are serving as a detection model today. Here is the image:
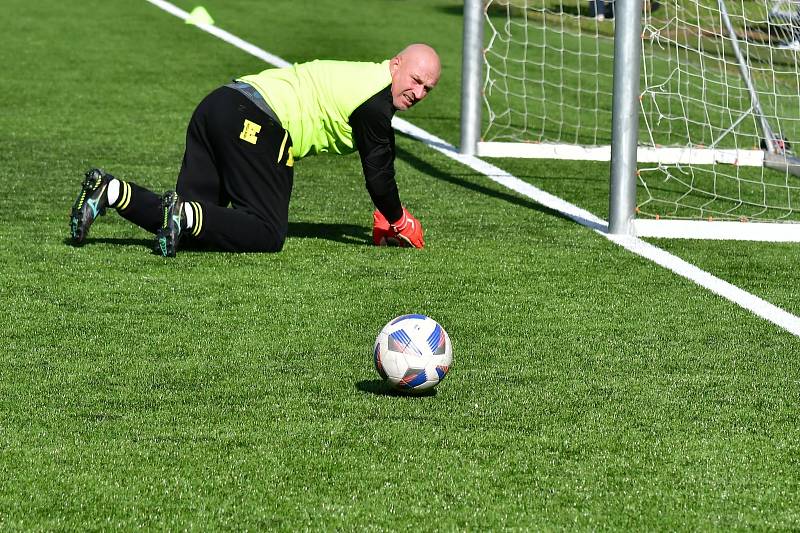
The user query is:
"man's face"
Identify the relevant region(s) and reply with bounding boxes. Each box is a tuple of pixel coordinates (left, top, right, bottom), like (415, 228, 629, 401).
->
(389, 52, 440, 111)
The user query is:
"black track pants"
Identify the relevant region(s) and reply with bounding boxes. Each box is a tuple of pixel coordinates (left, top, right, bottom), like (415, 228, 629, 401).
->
(120, 86, 294, 252)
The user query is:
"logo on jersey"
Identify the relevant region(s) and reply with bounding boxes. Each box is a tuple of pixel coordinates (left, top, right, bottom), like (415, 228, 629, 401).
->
(239, 119, 261, 145)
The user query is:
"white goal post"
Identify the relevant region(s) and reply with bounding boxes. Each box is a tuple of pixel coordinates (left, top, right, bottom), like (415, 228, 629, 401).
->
(461, 0, 800, 241)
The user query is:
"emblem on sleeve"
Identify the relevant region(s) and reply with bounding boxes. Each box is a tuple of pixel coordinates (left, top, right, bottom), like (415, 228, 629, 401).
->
(239, 119, 261, 145)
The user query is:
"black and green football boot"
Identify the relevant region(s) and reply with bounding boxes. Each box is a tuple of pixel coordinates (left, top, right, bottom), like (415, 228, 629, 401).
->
(70, 168, 112, 245)
(156, 190, 185, 257)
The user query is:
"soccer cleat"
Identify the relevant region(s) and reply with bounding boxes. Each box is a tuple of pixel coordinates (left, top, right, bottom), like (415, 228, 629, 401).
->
(70, 168, 112, 245)
(156, 190, 185, 257)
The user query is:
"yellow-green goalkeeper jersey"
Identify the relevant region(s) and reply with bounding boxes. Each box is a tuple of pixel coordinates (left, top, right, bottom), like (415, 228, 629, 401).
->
(238, 60, 392, 160)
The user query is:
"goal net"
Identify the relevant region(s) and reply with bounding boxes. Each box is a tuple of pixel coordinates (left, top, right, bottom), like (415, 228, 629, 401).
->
(477, 0, 800, 236)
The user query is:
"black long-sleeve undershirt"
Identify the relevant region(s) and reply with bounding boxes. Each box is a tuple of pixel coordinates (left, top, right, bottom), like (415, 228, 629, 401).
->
(349, 85, 403, 223)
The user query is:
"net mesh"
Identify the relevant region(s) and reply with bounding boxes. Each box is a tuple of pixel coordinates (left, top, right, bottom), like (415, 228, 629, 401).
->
(483, 0, 800, 221)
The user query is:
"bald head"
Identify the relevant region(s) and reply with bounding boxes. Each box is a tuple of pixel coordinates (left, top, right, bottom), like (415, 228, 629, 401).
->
(388, 44, 441, 111)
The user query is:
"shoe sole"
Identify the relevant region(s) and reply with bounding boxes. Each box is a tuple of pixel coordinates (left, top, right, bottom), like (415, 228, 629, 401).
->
(156, 230, 176, 257)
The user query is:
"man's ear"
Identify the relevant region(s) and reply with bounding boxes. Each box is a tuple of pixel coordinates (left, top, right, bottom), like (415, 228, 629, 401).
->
(389, 56, 401, 75)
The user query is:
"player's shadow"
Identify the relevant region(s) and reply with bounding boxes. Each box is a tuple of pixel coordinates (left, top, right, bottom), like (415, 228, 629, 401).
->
(356, 379, 438, 398)
(65, 223, 370, 250)
(435, 3, 615, 19)
(288, 222, 371, 245)
(63, 237, 153, 249)
(394, 144, 605, 231)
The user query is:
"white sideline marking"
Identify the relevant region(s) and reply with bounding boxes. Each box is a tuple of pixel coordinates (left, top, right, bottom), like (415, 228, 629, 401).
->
(608, 235, 800, 336)
(392, 120, 608, 234)
(145, 0, 800, 337)
(145, 0, 291, 68)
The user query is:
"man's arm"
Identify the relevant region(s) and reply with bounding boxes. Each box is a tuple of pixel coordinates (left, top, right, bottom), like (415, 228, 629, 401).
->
(349, 86, 403, 224)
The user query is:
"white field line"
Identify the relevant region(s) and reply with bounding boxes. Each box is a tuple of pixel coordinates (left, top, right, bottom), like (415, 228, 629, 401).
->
(145, 0, 291, 68)
(145, 0, 800, 338)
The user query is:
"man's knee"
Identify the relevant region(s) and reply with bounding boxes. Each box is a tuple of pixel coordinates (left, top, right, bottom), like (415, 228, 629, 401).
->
(252, 227, 285, 253)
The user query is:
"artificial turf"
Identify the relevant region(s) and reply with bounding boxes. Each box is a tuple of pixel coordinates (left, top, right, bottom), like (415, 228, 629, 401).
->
(1, 0, 798, 529)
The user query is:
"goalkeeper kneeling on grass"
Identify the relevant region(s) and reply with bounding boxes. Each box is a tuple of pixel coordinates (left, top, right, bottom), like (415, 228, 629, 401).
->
(69, 43, 439, 256)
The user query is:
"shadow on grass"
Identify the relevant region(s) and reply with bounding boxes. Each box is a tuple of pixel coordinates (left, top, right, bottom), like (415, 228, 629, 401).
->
(394, 144, 604, 229)
(436, 3, 598, 21)
(63, 237, 153, 249)
(288, 222, 370, 245)
(64, 222, 370, 251)
(356, 379, 437, 398)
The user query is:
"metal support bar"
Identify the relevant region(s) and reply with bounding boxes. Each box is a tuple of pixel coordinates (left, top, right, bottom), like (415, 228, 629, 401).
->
(460, 0, 484, 155)
(608, 0, 644, 235)
(718, 0, 778, 153)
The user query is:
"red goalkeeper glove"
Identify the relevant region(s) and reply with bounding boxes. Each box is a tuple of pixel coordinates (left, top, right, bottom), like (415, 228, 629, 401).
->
(372, 207, 425, 248)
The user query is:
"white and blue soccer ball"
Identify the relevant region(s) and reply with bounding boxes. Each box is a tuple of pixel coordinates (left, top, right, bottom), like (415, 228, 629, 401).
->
(373, 314, 453, 392)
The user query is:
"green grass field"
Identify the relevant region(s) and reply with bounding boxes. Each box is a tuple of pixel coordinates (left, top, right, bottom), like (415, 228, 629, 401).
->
(2, 0, 799, 529)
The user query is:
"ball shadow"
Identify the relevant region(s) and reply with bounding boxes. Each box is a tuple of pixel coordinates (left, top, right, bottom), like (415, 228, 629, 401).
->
(355, 379, 437, 398)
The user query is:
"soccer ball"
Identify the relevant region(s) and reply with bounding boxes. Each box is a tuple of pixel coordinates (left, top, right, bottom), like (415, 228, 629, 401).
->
(373, 314, 452, 392)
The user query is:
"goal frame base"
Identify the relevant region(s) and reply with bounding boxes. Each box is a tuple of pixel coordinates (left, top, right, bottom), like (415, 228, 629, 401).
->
(633, 219, 800, 242)
(477, 142, 765, 166)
